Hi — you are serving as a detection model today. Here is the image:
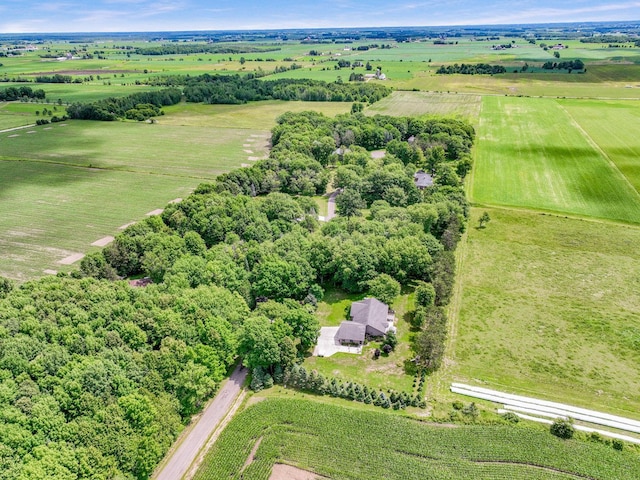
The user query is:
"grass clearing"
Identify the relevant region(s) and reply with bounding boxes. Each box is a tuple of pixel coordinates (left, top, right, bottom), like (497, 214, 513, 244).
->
(194, 397, 639, 480)
(471, 95, 640, 223)
(449, 207, 640, 419)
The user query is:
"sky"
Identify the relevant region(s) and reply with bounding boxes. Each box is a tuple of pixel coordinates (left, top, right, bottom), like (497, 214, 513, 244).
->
(1, 0, 640, 33)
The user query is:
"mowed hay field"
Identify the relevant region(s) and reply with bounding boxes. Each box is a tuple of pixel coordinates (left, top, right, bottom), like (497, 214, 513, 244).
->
(450, 208, 640, 419)
(471, 95, 640, 224)
(0, 101, 350, 280)
(365, 91, 481, 121)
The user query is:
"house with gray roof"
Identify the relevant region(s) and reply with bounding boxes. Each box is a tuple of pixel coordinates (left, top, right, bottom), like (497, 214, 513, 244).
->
(414, 170, 434, 189)
(335, 297, 395, 345)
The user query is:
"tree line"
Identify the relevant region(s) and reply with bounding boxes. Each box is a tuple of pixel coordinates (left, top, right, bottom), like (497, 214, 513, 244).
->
(133, 44, 281, 56)
(180, 74, 391, 104)
(436, 63, 507, 75)
(542, 59, 585, 71)
(0, 85, 46, 101)
(66, 88, 182, 121)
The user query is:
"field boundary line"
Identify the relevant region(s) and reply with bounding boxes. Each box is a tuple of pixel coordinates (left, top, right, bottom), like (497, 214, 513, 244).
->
(431, 223, 469, 399)
(558, 103, 640, 203)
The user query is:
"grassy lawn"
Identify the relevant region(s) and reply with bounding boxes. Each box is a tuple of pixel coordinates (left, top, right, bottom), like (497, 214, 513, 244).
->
(471, 96, 640, 224)
(304, 286, 416, 393)
(447, 207, 640, 420)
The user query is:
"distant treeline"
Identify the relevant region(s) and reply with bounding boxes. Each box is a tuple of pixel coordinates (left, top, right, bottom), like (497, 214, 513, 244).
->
(542, 59, 585, 71)
(66, 88, 182, 121)
(436, 63, 506, 75)
(181, 75, 391, 104)
(133, 44, 281, 55)
(35, 73, 75, 83)
(579, 35, 633, 43)
(0, 85, 46, 101)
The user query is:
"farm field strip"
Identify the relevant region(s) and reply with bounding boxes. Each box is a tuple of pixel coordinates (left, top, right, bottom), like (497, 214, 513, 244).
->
(451, 383, 640, 435)
(559, 98, 640, 193)
(497, 409, 640, 445)
(365, 90, 481, 120)
(194, 397, 640, 480)
(472, 96, 640, 223)
(0, 160, 199, 280)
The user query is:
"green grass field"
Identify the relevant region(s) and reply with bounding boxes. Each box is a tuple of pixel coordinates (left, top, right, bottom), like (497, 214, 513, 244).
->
(194, 397, 639, 480)
(448, 207, 640, 420)
(471, 95, 640, 223)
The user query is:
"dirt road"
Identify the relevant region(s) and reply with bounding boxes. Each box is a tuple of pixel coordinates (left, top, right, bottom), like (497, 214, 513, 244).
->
(326, 190, 340, 221)
(154, 364, 248, 480)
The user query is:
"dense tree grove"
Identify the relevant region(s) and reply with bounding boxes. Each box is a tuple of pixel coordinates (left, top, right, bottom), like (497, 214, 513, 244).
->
(436, 63, 507, 75)
(66, 89, 182, 121)
(0, 86, 46, 101)
(0, 110, 473, 478)
(180, 74, 391, 104)
(541, 59, 585, 71)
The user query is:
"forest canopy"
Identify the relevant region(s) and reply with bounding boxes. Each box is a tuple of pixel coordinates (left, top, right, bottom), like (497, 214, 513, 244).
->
(0, 110, 473, 479)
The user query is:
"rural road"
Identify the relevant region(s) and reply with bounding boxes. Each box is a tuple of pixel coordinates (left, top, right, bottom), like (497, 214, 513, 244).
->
(154, 364, 247, 480)
(326, 189, 340, 221)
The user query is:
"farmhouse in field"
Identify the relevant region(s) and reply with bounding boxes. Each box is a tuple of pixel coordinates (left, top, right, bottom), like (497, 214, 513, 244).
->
(414, 170, 434, 189)
(336, 297, 395, 345)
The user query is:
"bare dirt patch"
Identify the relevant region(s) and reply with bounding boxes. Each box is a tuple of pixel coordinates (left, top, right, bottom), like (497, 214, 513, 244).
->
(370, 150, 386, 159)
(146, 209, 164, 216)
(118, 222, 136, 230)
(244, 149, 253, 154)
(168, 198, 182, 204)
(240, 437, 263, 475)
(269, 464, 329, 480)
(43, 269, 58, 275)
(58, 253, 85, 265)
(28, 69, 138, 76)
(91, 236, 114, 247)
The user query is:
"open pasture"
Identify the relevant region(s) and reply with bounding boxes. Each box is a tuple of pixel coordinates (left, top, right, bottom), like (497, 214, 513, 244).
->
(194, 397, 639, 480)
(365, 91, 481, 120)
(471, 95, 640, 223)
(450, 207, 640, 419)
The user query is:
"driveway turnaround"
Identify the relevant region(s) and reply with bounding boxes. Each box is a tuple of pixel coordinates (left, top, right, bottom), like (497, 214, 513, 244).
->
(313, 326, 362, 357)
